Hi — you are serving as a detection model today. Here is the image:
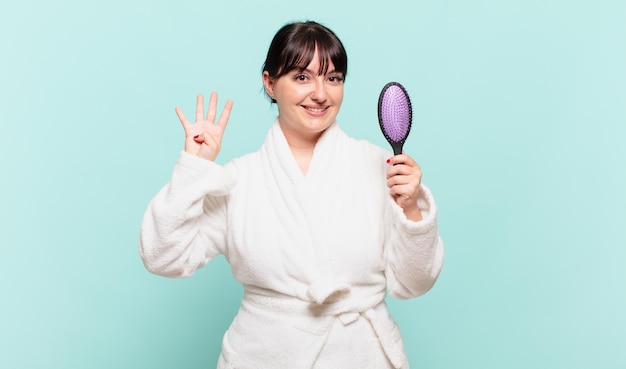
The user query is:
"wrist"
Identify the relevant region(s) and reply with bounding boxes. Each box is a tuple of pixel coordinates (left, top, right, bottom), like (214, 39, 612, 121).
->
(402, 204, 422, 222)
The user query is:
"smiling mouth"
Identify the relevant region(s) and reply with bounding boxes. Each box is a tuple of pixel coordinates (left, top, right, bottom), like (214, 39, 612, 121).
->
(302, 106, 329, 113)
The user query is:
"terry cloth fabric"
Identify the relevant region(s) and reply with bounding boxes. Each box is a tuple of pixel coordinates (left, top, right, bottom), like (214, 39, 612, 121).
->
(140, 119, 444, 369)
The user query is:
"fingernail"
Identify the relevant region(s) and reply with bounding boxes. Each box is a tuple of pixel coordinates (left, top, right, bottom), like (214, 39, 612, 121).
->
(193, 135, 199, 139)
(386, 158, 391, 164)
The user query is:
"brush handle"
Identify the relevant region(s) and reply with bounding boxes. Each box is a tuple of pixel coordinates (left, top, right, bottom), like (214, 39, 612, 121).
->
(391, 141, 403, 156)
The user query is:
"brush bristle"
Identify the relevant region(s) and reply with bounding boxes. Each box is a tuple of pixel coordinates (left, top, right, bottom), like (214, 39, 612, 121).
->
(378, 83, 412, 143)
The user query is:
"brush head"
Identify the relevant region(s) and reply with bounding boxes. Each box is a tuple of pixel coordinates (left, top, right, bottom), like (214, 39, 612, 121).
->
(378, 82, 412, 155)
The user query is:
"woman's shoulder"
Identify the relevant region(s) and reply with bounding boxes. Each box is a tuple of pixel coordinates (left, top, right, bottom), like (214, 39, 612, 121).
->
(341, 131, 391, 160)
(223, 150, 262, 174)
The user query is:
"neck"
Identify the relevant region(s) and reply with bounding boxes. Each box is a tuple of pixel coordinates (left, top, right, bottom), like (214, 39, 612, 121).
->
(289, 145, 314, 174)
(280, 126, 323, 149)
(278, 121, 324, 175)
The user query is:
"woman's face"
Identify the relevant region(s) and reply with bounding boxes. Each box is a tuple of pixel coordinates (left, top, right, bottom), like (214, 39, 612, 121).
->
(263, 51, 344, 143)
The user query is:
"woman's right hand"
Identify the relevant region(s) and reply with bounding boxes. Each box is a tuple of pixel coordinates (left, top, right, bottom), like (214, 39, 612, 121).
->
(175, 92, 233, 161)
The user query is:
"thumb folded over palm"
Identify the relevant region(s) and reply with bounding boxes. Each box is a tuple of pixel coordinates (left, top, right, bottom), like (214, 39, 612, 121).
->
(176, 92, 233, 161)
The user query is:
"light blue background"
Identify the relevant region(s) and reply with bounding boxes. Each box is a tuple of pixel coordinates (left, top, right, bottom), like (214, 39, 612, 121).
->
(1, 0, 624, 368)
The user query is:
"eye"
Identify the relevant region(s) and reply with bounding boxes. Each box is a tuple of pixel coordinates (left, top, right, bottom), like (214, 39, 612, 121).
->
(327, 75, 344, 84)
(294, 74, 308, 82)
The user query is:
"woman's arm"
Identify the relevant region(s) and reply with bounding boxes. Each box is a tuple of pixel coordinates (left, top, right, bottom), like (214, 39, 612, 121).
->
(139, 93, 235, 277)
(139, 152, 235, 278)
(384, 182, 445, 299)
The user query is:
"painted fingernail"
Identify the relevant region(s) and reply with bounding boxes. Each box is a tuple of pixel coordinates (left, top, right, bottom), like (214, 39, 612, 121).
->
(193, 135, 199, 139)
(386, 158, 391, 164)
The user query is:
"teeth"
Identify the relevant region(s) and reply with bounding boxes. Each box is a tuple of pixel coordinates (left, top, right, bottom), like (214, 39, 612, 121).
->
(304, 106, 327, 112)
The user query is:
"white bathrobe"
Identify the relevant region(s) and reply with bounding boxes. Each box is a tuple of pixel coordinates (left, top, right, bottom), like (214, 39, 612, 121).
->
(140, 119, 444, 369)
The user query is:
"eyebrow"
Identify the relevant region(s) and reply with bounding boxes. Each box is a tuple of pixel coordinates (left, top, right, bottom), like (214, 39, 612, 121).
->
(295, 67, 342, 76)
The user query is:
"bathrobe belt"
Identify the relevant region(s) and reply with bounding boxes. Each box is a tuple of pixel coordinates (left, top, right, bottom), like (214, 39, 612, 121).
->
(243, 280, 406, 369)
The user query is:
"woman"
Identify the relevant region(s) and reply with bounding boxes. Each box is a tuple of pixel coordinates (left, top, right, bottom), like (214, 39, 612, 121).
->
(140, 21, 444, 369)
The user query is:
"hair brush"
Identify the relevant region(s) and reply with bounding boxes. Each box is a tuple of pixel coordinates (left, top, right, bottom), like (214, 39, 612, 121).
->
(377, 82, 413, 155)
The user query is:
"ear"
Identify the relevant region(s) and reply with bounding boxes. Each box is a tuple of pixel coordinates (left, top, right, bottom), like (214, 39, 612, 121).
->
(262, 71, 275, 100)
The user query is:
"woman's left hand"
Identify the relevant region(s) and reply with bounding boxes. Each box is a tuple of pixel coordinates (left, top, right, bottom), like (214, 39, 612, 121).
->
(386, 154, 423, 222)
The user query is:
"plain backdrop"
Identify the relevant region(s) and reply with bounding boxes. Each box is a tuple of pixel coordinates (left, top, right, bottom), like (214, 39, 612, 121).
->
(1, 0, 625, 368)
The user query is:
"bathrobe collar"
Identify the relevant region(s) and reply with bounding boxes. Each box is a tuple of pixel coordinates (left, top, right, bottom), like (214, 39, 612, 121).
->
(264, 118, 341, 184)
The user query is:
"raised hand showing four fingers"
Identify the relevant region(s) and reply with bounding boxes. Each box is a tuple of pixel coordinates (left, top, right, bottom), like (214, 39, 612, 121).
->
(175, 92, 233, 161)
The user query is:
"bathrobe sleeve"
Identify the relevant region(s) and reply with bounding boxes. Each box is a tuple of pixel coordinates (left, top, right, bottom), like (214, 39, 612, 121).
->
(139, 151, 236, 278)
(384, 183, 445, 299)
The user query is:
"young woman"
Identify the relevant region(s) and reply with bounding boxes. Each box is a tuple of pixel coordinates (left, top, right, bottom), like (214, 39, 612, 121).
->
(140, 21, 444, 369)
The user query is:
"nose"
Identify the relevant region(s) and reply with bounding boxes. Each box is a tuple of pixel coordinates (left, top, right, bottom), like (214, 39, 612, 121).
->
(311, 77, 327, 102)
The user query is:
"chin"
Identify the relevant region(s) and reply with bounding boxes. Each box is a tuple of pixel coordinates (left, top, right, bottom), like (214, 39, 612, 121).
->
(308, 120, 334, 133)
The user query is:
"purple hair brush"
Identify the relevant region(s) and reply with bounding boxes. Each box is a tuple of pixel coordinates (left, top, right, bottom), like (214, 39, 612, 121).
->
(378, 82, 413, 155)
